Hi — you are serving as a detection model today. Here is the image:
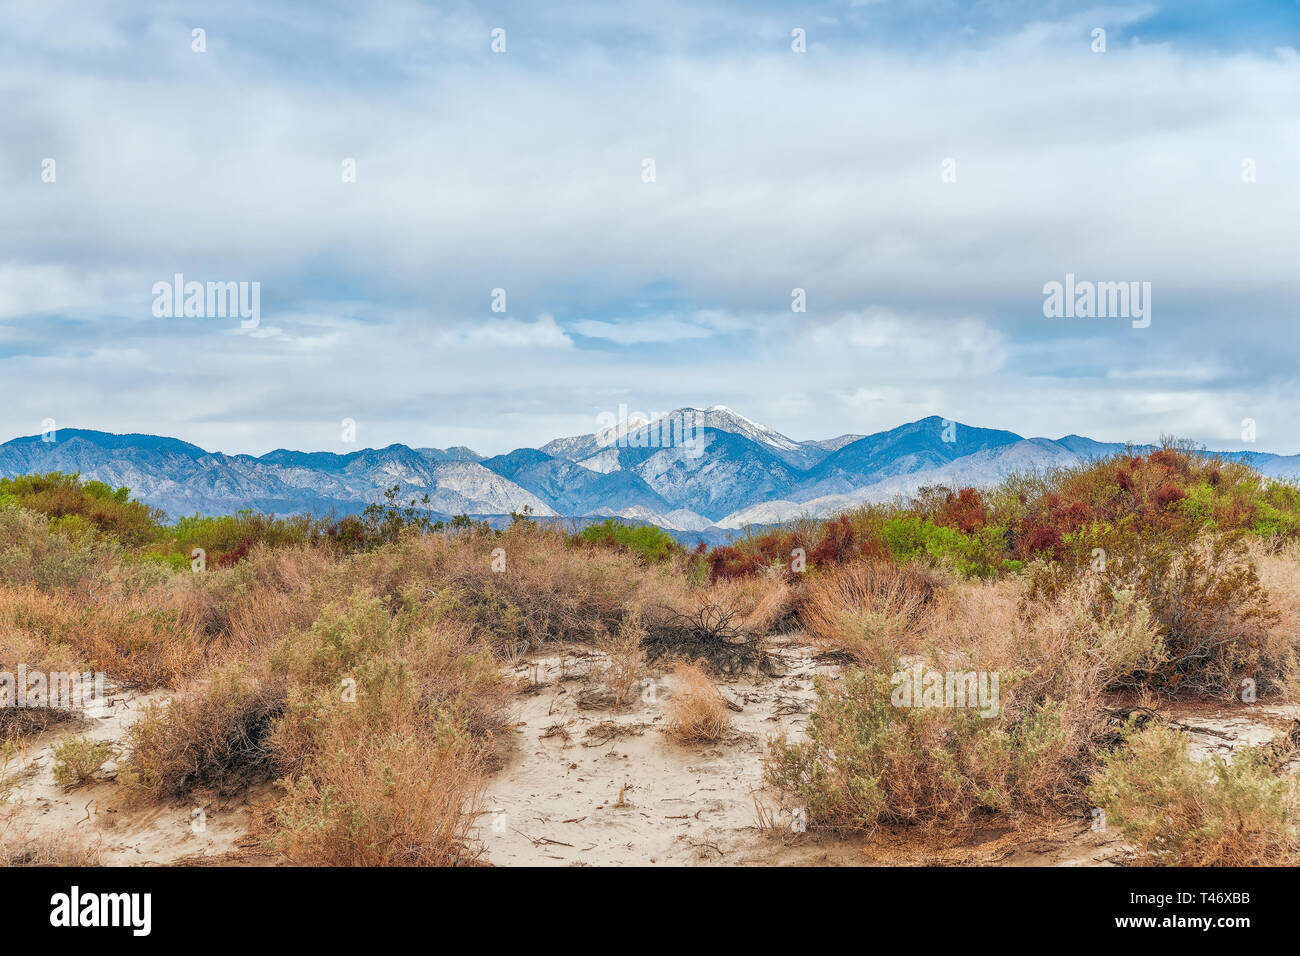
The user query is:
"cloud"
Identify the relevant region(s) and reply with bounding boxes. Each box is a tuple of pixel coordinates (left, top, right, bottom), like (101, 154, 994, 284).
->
(0, 2, 1296, 454)
(432, 314, 573, 350)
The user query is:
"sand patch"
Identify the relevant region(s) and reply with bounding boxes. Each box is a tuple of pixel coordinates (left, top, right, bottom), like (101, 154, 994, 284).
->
(477, 635, 1300, 867)
(1, 683, 265, 866)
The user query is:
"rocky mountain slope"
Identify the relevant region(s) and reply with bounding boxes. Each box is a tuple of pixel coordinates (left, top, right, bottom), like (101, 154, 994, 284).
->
(4, 412, 1299, 538)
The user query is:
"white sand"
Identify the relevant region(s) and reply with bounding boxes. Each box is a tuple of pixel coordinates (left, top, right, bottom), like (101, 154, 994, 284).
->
(1, 684, 263, 866)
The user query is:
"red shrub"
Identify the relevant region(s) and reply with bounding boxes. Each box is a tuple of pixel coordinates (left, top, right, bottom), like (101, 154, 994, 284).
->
(1014, 495, 1093, 560)
(808, 515, 858, 566)
(707, 545, 762, 582)
(1149, 449, 1181, 471)
(1153, 483, 1187, 510)
(935, 488, 988, 534)
(213, 538, 253, 569)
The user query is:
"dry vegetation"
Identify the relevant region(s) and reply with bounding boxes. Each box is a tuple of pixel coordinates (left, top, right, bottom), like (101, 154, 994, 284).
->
(664, 662, 731, 743)
(2, 444, 1300, 865)
(1089, 724, 1300, 865)
(0, 815, 103, 867)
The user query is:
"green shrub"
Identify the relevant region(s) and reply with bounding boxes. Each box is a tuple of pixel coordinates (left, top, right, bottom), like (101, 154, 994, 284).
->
(879, 515, 1009, 578)
(0, 505, 121, 591)
(154, 509, 317, 568)
(765, 660, 1084, 833)
(578, 519, 681, 563)
(51, 735, 118, 788)
(0, 473, 163, 547)
(1089, 724, 1300, 865)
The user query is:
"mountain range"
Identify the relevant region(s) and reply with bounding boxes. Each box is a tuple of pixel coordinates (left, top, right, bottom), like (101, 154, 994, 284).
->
(4, 407, 1299, 541)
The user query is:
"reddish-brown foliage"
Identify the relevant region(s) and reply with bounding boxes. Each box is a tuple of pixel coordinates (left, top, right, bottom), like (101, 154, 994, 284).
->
(935, 488, 989, 534)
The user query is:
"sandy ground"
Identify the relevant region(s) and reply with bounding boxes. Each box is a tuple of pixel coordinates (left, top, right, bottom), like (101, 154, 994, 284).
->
(471, 634, 840, 865)
(0, 683, 267, 866)
(4, 639, 1294, 867)
(474, 634, 1300, 867)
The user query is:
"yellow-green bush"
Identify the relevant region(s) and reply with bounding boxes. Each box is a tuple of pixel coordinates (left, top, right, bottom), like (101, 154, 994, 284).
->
(1089, 724, 1300, 865)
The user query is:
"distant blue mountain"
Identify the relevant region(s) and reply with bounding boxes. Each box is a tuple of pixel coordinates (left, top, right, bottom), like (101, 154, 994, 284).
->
(2, 412, 1298, 535)
(796, 416, 1024, 500)
(3, 429, 208, 459)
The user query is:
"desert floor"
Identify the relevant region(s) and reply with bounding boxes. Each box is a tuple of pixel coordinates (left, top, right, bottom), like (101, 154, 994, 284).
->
(5, 632, 1295, 867)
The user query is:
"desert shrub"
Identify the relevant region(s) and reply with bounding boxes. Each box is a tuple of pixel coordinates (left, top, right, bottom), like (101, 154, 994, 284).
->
(0, 506, 122, 591)
(272, 716, 482, 866)
(152, 509, 319, 569)
(635, 571, 794, 672)
(642, 599, 767, 672)
(704, 544, 764, 582)
(933, 487, 990, 533)
(664, 662, 730, 743)
(123, 591, 508, 865)
(1136, 535, 1279, 695)
(120, 666, 285, 799)
(766, 664, 1078, 832)
(713, 514, 898, 581)
(350, 484, 474, 550)
(578, 519, 681, 563)
(707, 527, 811, 582)
(1251, 483, 1300, 540)
(800, 561, 941, 662)
(723, 505, 1012, 583)
(769, 572, 1165, 833)
(596, 611, 648, 710)
(266, 597, 506, 775)
(0, 473, 163, 547)
(1089, 724, 1300, 865)
(263, 595, 506, 865)
(1029, 529, 1285, 696)
(51, 735, 118, 788)
(400, 524, 665, 649)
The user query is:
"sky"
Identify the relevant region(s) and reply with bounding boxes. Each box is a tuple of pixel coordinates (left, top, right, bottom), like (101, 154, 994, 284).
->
(1, 0, 1298, 456)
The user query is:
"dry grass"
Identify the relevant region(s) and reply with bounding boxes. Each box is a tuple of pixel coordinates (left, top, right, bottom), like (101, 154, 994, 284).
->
(664, 662, 730, 743)
(0, 817, 103, 866)
(596, 611, 648, 711)
(1090, 723, 1300, 865)
(767, 571, 1166, 833)
(0, 584, 206, 691)
(1250, 540, 1300, 699)
(799, 561, 941, 664)
(0, 615, 82, 741)
(272, 718, 484, 866)
(715, 574, 798, 636)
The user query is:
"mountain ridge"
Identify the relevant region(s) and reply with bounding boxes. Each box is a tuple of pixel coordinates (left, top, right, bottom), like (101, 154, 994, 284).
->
(5, 414, 1299, 538)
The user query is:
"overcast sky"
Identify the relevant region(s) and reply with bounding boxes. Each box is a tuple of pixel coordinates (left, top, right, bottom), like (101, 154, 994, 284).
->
(1, 0, 1298, 456)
